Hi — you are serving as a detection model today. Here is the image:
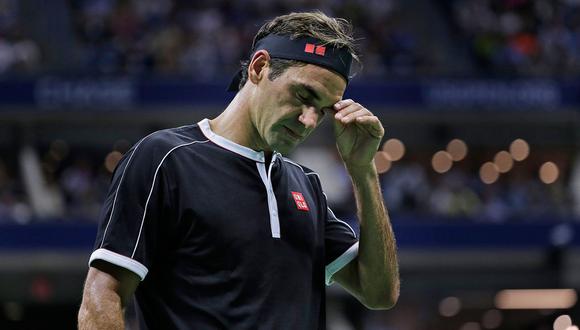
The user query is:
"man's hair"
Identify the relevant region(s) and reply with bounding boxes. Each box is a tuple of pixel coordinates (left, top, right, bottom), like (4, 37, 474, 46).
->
(238, 11, 360, 90)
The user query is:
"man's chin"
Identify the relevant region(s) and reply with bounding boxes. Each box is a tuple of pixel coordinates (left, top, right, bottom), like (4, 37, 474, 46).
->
(270, 140, 298, 155)
(272, 145, 294, 155)
(266, 134, 300, 155)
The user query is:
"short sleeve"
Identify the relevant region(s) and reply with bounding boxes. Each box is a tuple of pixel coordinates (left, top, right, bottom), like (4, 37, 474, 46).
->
(299, 166, 359, 285)
(324, 205, 358, 285)
(89, 135, 173, 281)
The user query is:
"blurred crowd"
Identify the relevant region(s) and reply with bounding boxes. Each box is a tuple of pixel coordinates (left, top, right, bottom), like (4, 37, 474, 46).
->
(295, 146, 578, 224)
(0, 142, 578, 224)
(0, 0, 579, 77)
(0, 0, 40, 73)
(0, 157, 29, 224)
(0, 144, 119, 224)
(68, 0, 425, 78)
(381, 160, 573, 222)
(0, 0, 579, 224)
(452, 0, 580, 76)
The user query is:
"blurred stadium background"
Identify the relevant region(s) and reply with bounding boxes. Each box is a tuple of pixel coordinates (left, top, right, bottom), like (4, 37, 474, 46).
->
(0, 0, 579, 329)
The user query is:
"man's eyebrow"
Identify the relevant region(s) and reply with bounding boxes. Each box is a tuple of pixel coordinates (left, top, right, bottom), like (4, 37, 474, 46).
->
(297, 83, 338, 109)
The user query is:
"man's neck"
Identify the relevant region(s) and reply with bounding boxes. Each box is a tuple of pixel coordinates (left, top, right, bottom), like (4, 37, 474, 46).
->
(209, 89, 269, 154)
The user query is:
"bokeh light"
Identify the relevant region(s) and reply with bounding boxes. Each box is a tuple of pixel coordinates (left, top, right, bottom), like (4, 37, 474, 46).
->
(494, 151, 514, 173)
(509, 139, 530, 161)
(554, 315, 572, 330)
(539, 162, 559, 184)
(446, 138, 468, 161)
(482, 309, 502, 329)
(480, 162, 500, 184)
(439, 296, 461, 317)
(374, 151, 392, 174)
(105, 151, 123, 173)
(432, 151, 453, 174)
(460, 322, 481, 330)
(382, 138, 405, 161)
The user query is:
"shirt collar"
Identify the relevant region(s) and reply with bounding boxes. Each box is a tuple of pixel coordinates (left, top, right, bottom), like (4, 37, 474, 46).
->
(198, 118, 266, 163)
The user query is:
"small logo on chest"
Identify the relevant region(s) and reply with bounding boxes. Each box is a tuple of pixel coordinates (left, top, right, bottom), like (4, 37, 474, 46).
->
(291, 191, 309, 211)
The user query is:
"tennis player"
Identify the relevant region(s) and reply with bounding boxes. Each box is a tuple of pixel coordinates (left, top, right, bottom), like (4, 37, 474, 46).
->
(78, 11, 399, 329)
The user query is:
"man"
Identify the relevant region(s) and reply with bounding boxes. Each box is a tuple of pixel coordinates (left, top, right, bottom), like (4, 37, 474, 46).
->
(78, 11, 399, 329)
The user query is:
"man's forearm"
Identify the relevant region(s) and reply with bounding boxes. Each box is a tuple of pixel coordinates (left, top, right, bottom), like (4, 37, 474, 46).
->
(350, 164, 399, 308)
(78, 292, 124, 329)
(78, 277, 125, 329)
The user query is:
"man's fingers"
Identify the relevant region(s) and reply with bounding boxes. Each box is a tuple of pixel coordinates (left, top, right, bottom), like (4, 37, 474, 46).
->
(338, 108, 366, 123)
(335, 103, 364, 121)
(332, 99, 384, 138)
(333, 99, 355, 111)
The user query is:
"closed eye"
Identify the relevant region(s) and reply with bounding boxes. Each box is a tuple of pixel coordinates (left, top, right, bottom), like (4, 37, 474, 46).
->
(293, 85, 329, 118)
(296, 91, 310, 103)
(296, 92, 325, 116)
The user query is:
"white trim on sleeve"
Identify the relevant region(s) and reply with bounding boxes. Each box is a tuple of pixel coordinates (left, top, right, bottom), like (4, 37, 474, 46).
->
(325, 242, 359, 285)
(89, 248, 149, 281)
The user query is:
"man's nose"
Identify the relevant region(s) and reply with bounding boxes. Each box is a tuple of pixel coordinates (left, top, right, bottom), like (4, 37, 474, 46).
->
(298, 107, 319, 130)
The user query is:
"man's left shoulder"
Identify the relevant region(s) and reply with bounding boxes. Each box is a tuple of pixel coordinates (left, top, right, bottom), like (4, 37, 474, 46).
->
(280, 156, 322, 184)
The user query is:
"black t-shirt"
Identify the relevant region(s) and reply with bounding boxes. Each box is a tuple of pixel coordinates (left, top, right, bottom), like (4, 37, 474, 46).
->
(88, 119, 358, 329)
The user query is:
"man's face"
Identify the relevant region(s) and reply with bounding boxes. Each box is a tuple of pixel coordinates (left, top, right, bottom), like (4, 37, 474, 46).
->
(251, 63, 347, 155)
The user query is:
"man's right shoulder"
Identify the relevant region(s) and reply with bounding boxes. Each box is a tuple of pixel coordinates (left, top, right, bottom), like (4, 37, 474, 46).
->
(118, 124, 208, 173)
(131, 124, 207, 156)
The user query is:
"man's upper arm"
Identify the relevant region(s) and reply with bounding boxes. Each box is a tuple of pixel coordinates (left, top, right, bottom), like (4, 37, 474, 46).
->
(85, 260, 141, 307)
(89, 133, 174, 281)
(79, 261, 141, 329)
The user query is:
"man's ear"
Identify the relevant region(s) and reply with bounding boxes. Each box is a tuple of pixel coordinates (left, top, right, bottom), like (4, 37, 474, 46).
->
(248, 50, 271, 85)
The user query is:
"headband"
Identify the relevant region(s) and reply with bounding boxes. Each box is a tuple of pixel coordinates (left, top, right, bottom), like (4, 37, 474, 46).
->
(227, 34, 353, 92)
